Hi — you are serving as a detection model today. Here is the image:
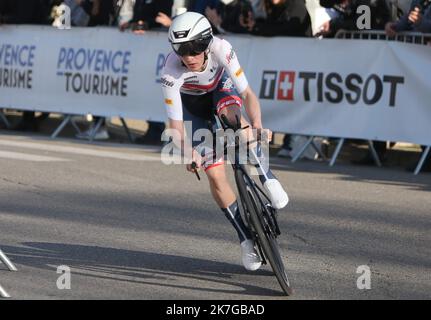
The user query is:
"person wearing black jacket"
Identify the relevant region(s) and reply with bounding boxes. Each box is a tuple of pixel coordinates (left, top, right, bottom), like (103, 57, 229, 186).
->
(318, 0, 390, 37)
(131, 0, 173, 31)
(207, 0, 311, 37)
(0, 0, 51, 25)
(251, 0, 312, 37)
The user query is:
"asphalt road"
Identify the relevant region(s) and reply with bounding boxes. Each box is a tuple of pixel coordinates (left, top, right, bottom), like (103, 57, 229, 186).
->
(0, 132, 430, 300)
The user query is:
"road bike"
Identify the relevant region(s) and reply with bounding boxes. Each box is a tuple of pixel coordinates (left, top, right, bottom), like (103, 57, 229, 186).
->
(192, 113, 293, 296)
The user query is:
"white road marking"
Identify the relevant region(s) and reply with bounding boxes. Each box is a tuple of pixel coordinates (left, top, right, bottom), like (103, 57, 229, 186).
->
(0, 139, 159, 161)
(0, 150, 69, 162)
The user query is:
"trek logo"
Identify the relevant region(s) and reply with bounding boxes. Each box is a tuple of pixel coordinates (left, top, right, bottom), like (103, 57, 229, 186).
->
(259, 71, 295, 100)
(259, 70, 405, 107)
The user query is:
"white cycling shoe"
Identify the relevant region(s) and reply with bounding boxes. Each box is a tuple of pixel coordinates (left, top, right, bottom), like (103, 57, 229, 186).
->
(263, 179, 289, 210)
(240, 239, 262, 271)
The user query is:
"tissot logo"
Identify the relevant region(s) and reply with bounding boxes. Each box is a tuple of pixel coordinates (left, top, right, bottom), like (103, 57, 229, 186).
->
(259, 70, 404, 107)
(278, 71, 295, 100)
(259, 71, 295, 101)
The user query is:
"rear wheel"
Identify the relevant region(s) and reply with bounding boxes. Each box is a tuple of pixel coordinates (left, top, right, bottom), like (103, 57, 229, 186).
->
(235, 169, 293, 296)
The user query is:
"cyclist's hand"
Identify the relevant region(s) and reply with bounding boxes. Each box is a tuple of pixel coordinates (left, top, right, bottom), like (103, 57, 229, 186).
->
(254, 128, 272, 144)
(186, 151, 203, 173)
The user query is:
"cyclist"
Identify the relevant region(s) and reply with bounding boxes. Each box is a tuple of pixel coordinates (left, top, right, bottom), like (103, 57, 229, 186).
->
(161, 12, 289, 271)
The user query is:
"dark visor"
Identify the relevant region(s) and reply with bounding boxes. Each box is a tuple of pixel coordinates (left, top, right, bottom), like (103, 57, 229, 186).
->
(172, 37, 212, 56)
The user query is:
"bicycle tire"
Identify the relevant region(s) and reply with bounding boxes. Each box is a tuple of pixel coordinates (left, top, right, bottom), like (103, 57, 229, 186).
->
(235, 168, 293, 296)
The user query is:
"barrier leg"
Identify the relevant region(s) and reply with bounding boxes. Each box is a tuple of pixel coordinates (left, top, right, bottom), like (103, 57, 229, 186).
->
(414, 146, 430, 175)
(311, 139, 327, 160)
(0, 249, 17, 272)
(0, 109, 11, 129)
(0, 249, 16, 299)
(89, 117, 104, 142)
(291, 136, 314, 163)
(329, 138, 345, 167)
(70, 117, 82, 135)
(368, 140, 382, 167)
(51, 114, 72, 139)
(0, 284, 10, 298)
(120, 117, 135, 143)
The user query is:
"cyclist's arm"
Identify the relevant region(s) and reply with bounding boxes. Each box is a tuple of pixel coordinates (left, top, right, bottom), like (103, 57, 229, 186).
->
(168, 118, 199, 163)
(240, 85, 262, 129)
(215, 39, 263, 129)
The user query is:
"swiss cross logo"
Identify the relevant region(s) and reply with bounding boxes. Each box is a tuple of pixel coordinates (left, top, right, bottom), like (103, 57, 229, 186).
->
(277, 71, 295, 100)
(259, 70, 295, 101)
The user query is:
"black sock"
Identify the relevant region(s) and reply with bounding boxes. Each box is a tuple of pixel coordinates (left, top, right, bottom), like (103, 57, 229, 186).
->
(221, 200, 251, 243)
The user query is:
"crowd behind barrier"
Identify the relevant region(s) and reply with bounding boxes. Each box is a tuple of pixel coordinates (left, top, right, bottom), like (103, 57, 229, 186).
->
(0, 0, 430, 173)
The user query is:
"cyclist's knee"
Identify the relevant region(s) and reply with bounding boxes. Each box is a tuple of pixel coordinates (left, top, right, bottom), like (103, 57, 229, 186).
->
(216, 96, 242, 125)
(205, 163, 226, 182)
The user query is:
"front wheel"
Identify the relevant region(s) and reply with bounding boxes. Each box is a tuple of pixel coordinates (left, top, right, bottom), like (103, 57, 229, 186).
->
(235, 169, 293, 296)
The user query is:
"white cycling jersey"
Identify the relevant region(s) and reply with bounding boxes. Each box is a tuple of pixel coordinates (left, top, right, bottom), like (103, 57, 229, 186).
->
(161, 36, 249, 121)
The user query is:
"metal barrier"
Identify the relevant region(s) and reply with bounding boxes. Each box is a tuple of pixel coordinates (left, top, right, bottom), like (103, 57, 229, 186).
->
(0, 249, 17, 298)
(334, 30, 431, 45)
(293, 30, 431, 174)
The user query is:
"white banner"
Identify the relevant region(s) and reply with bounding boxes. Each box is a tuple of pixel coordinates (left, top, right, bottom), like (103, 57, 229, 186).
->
(0, 25, 430, 145)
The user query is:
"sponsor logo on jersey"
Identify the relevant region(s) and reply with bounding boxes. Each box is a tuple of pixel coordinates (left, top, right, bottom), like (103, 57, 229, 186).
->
(184, 75, 198, 81)
(165, 98, 173, 105)
(184, 80, 200, 84)
(161, 77, 174, 87)
(226, 48, 235, 64)
(235, 68, 243, 77)
(220, 78, 234, 92)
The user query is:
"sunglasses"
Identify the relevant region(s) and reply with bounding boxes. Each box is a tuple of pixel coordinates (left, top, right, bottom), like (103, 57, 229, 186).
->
(172, 37, 212, 56)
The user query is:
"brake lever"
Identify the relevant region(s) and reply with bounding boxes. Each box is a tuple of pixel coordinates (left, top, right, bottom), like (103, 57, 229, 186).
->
(191, 162, 201, 181)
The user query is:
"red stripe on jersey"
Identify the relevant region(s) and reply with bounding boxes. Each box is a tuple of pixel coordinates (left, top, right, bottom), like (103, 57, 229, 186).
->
(181, 68, 224, 91)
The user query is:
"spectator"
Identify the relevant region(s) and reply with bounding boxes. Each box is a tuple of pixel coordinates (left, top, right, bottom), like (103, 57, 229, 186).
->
(189, 0, 219, 14)
(385, 0, 431, 35)
(127, 0, 173, 32)
(115, 0, 136, 28)
(62, 0, 90, 26)
(317, 0, 390, 38)
(206, 0, 312, 36)
(86, 0, 115, 26)
(251, 0, 312, 36)
(206, 0, 254, 34)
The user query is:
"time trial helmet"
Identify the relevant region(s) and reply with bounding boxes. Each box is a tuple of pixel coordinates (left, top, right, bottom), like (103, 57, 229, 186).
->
(168, 12, 213, 56)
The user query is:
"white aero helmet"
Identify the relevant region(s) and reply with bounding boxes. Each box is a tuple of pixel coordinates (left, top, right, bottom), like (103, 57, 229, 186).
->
(168, 12, 213, 56)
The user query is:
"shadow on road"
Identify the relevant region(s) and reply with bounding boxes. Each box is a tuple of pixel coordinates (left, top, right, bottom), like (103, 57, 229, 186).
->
(2, 242, 285, 298)
(270, 159, 431, 192)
